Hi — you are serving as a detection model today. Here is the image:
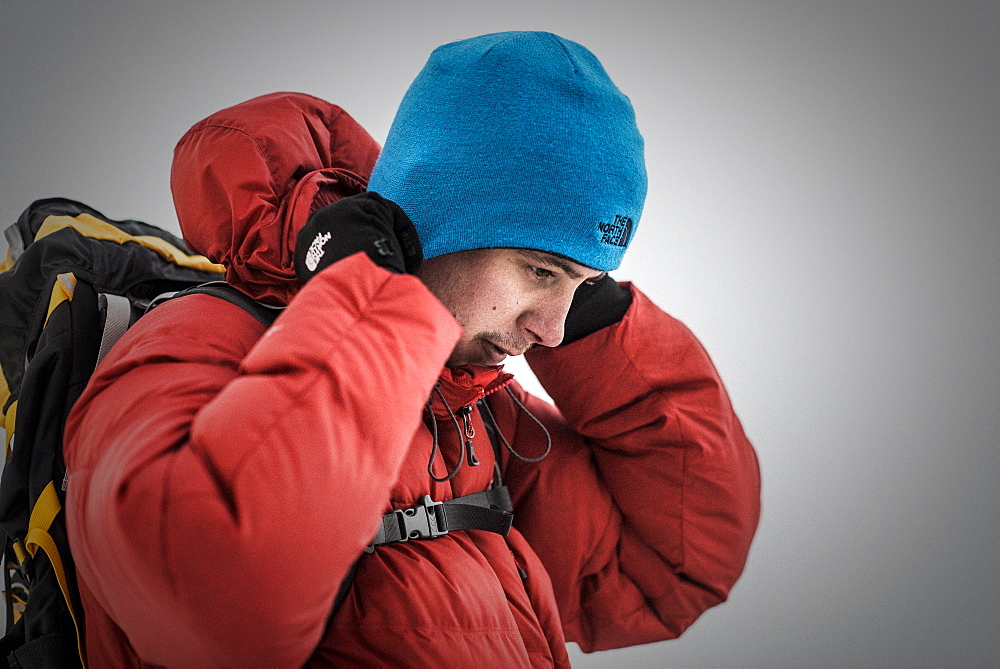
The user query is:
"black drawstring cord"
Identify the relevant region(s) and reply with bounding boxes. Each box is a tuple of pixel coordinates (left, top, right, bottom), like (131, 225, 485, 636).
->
(476, 398, 505, 489)
(425, 384, 467, 482)
(425, 382, 553, 484)
(479, 388, 552, 463)
(424, 394, 440, 477)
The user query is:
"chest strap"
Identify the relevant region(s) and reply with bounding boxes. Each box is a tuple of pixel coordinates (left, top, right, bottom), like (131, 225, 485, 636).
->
(365, 486, 513, 553)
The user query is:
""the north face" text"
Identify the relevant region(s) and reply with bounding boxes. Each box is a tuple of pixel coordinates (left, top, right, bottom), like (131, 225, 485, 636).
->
(598, 215, 633, 247)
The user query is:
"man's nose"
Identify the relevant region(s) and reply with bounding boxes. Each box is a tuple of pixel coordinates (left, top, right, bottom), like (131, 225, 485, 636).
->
(519, 294, 573, 348)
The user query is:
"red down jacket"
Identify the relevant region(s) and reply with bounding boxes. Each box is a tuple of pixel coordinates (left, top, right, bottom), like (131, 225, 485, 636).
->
(64, 92, 761, 667)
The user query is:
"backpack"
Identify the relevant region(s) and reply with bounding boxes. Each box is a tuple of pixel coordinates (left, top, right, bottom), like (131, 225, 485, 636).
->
(0, 198, 276, 668)
(0, 197, 514, 667)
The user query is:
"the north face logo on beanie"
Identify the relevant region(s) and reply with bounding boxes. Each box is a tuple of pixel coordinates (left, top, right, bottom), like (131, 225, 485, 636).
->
(599, 215, 633, 248)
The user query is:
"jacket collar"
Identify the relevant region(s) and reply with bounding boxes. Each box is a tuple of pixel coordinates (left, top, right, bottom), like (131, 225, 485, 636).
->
(428, 364, 514, 417)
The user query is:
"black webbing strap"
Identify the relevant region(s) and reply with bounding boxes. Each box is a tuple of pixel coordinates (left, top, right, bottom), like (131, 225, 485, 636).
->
(147, 281, 283, 327)
(365, 486, 513, 553)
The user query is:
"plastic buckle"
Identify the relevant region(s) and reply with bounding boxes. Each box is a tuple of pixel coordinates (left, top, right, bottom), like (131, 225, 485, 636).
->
(11, 539, 32, 584)
(395, 495, 447, 542)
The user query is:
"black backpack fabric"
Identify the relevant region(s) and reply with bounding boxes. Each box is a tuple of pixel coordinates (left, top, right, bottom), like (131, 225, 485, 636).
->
(0, 198, 274, 668)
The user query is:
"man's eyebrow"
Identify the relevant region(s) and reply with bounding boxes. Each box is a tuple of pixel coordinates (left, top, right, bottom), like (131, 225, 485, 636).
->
(522, 250, 605, 281)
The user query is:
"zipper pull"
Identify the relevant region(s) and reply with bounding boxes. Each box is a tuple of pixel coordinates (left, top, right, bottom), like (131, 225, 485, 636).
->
(458, 405, 480, 466)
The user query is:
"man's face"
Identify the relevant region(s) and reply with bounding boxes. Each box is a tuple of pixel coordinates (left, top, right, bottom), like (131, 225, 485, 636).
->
(417, 248, 606, 367)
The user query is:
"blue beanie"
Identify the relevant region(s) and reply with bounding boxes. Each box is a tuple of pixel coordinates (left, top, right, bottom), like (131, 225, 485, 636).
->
(367, 31, 646, 271)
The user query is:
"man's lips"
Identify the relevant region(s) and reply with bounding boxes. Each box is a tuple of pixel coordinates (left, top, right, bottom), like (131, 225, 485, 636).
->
(482, 340, 510, 365)
(485, 338, 535, 363)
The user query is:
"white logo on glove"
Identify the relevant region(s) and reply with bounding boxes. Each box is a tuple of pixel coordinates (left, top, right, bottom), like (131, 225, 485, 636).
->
(304, 232, 332, 272)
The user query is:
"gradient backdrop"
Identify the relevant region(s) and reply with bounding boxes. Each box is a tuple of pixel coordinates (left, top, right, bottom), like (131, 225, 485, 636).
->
(2, 2, 998, 666)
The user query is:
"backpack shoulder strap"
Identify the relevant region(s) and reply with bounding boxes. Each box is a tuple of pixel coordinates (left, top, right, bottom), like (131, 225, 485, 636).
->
(149, 281, 283, 328)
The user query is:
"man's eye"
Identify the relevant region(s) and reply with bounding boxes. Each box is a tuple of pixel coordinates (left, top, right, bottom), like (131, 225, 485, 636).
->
(530, 266, 555, 280)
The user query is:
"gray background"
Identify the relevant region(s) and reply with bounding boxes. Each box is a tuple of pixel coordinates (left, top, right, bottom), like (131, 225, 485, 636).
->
(2, 2, 998, 666)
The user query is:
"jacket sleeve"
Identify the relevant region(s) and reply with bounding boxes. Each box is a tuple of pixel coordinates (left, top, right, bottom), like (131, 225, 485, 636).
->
(510, 283, 761, 651)
(64, 253, 460, 666)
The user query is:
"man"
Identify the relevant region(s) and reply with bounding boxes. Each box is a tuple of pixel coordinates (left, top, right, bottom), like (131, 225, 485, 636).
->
(65, 32, 760, 666)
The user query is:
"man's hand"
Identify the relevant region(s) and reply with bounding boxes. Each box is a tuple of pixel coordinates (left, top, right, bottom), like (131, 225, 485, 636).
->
(561, 274, 632, 345)
(294, 192, 422, 282)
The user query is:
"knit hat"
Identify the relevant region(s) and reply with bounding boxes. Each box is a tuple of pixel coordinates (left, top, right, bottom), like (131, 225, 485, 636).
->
(366, 31, 646, 271)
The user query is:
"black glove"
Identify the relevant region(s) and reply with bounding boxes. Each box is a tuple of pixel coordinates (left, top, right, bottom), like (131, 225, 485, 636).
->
(294, 192, 422, 282)
(561, 274, 632, 345)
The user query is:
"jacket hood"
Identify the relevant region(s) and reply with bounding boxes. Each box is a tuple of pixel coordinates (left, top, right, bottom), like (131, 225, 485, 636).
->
(170, 92, 381, 305)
